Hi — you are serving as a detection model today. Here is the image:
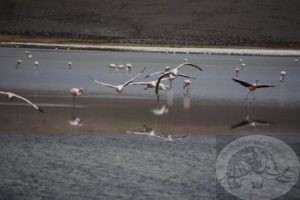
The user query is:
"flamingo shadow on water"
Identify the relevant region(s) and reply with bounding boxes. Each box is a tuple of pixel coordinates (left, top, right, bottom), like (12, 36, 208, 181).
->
(231, 103, 273, 129)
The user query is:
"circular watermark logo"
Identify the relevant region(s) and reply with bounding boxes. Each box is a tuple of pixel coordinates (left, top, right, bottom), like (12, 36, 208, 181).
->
(216, 135, 300, 200)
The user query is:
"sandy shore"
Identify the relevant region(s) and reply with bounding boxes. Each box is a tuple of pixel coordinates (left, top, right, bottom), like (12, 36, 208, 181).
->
(1, 42, 300, 56)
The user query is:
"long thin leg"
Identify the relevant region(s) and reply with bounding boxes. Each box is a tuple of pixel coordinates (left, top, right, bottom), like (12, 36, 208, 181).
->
(245, 91, 250, 101)
(251, 92, 255, 101)
(72, 103, 75, 118)
(72, 95, 75, 106)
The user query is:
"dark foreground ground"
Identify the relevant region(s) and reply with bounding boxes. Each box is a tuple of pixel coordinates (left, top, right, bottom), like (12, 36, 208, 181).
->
(1, 0, 300, 47)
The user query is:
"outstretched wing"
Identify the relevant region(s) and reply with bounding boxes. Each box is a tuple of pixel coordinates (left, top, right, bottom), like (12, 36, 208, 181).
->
(177, 73, 197, 79)
(231, 120, 249, 129)
(232, 78, 251, 88)
(123, 67, 146, 87)
(129, 81, 151, 86)
(13, 94, 44, 113)
(89, 77, 117, 89)
(144, 71, 164, 78)
(175, 62, 203, 71)
(254, 120, 273, 126)
(257, 84, 275, 88)
(0, 91, 8, 96)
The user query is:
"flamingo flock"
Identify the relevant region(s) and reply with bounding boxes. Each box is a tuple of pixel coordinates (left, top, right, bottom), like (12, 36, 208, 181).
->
(1, 47, 296, 140)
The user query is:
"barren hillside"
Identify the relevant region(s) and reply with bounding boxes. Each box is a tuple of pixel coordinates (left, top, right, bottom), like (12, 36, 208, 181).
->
(1, 0, 300, 47)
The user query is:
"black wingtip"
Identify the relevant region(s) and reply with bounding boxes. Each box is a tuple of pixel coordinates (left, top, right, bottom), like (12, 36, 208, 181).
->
(38, 108, 45, 113)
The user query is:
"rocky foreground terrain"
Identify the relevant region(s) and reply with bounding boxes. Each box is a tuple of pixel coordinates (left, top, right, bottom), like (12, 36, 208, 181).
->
(1, 0, 300, 47)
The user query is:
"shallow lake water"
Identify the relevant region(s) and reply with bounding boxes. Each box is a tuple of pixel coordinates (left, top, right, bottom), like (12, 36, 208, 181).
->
(0, 47, 300, 199)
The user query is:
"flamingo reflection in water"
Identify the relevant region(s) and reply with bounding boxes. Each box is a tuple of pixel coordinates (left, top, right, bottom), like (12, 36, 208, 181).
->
(69, 88, 84, 126)
(126, 124, 188, 142)
(231, 104, 273, 129)
(151, 104, 169, 116)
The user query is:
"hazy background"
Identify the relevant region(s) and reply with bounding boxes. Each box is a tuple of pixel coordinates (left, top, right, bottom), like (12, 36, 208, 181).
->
(1, 0, 300, 47)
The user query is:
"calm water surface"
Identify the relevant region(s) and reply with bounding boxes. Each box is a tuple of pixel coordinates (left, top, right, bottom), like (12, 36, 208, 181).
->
(0, 47, 300, 199)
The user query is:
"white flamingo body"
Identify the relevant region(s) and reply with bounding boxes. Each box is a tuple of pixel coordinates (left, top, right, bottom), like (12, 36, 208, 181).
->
(108, 64, 116, 68)
(145, 62, 202, 79)
(183, 79, 191, 94)
(70, 88, 84, 96)
(0, 91, 44, 113)
(90, 67, 146, 93)
(130, 79, 169, 91)
(126, 63, 132, 72)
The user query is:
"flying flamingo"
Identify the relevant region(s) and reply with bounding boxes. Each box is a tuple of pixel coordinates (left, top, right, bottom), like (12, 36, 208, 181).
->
(155, 62, 203, 100)
(0, 91, 44, 113)
(232, 78, 275, 101)
(89, 67, 146, 93)
(145, 62, 201, 79)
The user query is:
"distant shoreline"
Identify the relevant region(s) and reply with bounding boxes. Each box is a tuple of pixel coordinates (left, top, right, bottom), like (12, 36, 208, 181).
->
(2, 41, 300, 56)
